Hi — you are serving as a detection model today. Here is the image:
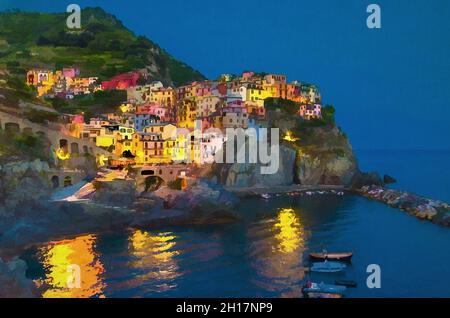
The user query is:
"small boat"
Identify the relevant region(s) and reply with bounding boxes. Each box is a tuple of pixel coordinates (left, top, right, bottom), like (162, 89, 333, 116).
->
(309, 251, 353, 262)
(310, 261, 346, 273)
(302, 282, 346, 295)
(335, 280, 357, 288)
(305, 292, 343, 299)
(261, 194, 271, 199)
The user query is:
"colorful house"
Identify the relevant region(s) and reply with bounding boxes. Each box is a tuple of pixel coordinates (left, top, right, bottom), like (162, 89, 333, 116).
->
(134, 112, 161, 132)
(143, 123, 177, 140)
(299, 104, 322, 120)
(101, 72, 141, 90)
(132, 132, 170, 164)
(148, 87, 176, 107)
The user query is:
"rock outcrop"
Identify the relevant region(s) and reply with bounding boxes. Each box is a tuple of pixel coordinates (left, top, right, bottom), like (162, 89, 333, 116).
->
(213, 145, 296, 188)
(356, 185, 450, 227)
(0, 159, 51, 217)
(144, 180, 240, 224)
(0, 257, 36, 297)
(92, 179, 136, 207)
(212, 124, 361, 188)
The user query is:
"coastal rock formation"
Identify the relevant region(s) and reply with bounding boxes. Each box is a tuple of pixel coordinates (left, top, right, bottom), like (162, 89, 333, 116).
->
(295, 149, 358, 186)
(0, 159, 51, 217)
(92, 179, 136, 207)
(293, 126, 359, 186)
(383, 174, 397, 184)
(0, 257, 36, 298)
(351, 171, 383, 189)
(357, 185, 450, 227)
(147, 180, 240, 224)
(212, 125, 361, 188)
(214, 145, 296, 187)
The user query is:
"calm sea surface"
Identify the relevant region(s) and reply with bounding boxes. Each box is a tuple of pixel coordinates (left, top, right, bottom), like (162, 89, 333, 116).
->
(21, 150, 450, 297)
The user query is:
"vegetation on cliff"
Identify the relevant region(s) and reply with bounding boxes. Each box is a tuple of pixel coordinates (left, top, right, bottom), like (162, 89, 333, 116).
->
(0, 7, 205, 86)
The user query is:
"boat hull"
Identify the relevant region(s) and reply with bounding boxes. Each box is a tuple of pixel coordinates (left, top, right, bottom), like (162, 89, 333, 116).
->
(310, 261, 346, 273)
(302, 284, 346, 295)
(309, 252, 353, 262)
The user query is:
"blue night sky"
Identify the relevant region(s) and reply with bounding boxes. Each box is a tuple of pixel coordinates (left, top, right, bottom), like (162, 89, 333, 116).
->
(1, 0, 449, 150)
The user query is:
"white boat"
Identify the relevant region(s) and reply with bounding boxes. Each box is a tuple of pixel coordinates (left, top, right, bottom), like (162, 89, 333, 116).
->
(310, 261, 346, 273)
(302, 282, 346, 295)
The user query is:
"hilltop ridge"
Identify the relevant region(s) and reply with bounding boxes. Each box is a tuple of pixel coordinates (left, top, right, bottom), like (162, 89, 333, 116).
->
(0, 7, 205, 86)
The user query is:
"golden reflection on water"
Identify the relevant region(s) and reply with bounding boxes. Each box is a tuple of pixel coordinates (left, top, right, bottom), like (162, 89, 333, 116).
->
(274, 208, 305, 254)
(249, 207, 307, 297)
(36, 234, 106, 298)
(126, 230, 181, 292)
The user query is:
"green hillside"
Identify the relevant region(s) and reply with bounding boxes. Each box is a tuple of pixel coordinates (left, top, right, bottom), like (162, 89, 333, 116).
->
(0, 7, 205, 86)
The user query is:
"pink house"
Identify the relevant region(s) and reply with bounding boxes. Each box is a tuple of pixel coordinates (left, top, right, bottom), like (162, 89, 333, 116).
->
(71, 114, 85, 124)
(63, 68, 78, 78)
(137, 103, 168, 121)
(299, 104, 321, 120)
(196, 86, 212, 96)
(227, 100, 246, 109)
(242, 71, 255, 80)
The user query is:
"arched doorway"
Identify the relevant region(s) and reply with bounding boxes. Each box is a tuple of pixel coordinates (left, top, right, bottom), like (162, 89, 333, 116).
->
(70, 142, 79, 154)
(51, 175, 59, 189)
(63, 176, 72, 187)
(4, 122, 20, 134)
(144, 176, 164, 192)
(59, 139, 68, 151)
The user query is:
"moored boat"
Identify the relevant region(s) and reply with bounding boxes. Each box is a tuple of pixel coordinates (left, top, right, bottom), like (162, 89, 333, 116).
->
(302, 282, 346, 295)
(309, 251, 353, 262)
(310, 261, 346, 273)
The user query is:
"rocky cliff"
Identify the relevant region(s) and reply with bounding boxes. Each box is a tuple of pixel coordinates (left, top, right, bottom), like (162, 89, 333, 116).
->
(0, 159, 52, 217)
(212, 105, 363, 189)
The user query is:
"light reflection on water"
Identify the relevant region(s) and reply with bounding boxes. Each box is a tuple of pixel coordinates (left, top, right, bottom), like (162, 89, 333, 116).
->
(36, 234, 106, 298)
(124, 230, 181, 293)
(248, 207, 307, 298)
(24, 193, 450, 298)
(22, 151, 450, 297)
(26, 195, 349, 298)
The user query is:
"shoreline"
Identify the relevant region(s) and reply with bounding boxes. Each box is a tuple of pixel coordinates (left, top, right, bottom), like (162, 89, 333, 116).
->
(2, 182, 449, 259)
(225, 184, 346, 197)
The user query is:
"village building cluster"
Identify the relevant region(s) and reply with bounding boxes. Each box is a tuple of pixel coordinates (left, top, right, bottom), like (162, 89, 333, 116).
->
(26, 68, 101, 98)
(26, 69, 323, 165)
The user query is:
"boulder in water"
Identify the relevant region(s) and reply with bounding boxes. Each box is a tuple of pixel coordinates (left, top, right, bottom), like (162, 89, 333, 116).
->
(383, 174, 397, 184)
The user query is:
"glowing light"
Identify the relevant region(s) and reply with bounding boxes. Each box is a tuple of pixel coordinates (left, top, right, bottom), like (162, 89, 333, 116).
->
(283, 131, 299, 142)
(274, 208, 304, 253)
(120, 104, 128, 113)
(55, 147, 70, 160)
(36, 234, 106, 298)
(96, 154, 108, 166)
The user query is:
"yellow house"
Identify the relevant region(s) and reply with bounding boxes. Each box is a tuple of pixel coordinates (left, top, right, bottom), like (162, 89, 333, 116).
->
(262, 83, 278, 99)
(164, 133, 188, 163)
(177, 99, 197, 129)
(149, 87, 176, 107)
(114, 138, 134, 157)
(118, 126, 135, 140)
(26, 69, 55, 97)
(96, 127, 118, 149)
(143, 123, 177, 140)
(132, 132, 172, 164)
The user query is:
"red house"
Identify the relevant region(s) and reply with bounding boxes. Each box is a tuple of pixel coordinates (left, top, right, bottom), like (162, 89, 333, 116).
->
(101, 72, 141, 90)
